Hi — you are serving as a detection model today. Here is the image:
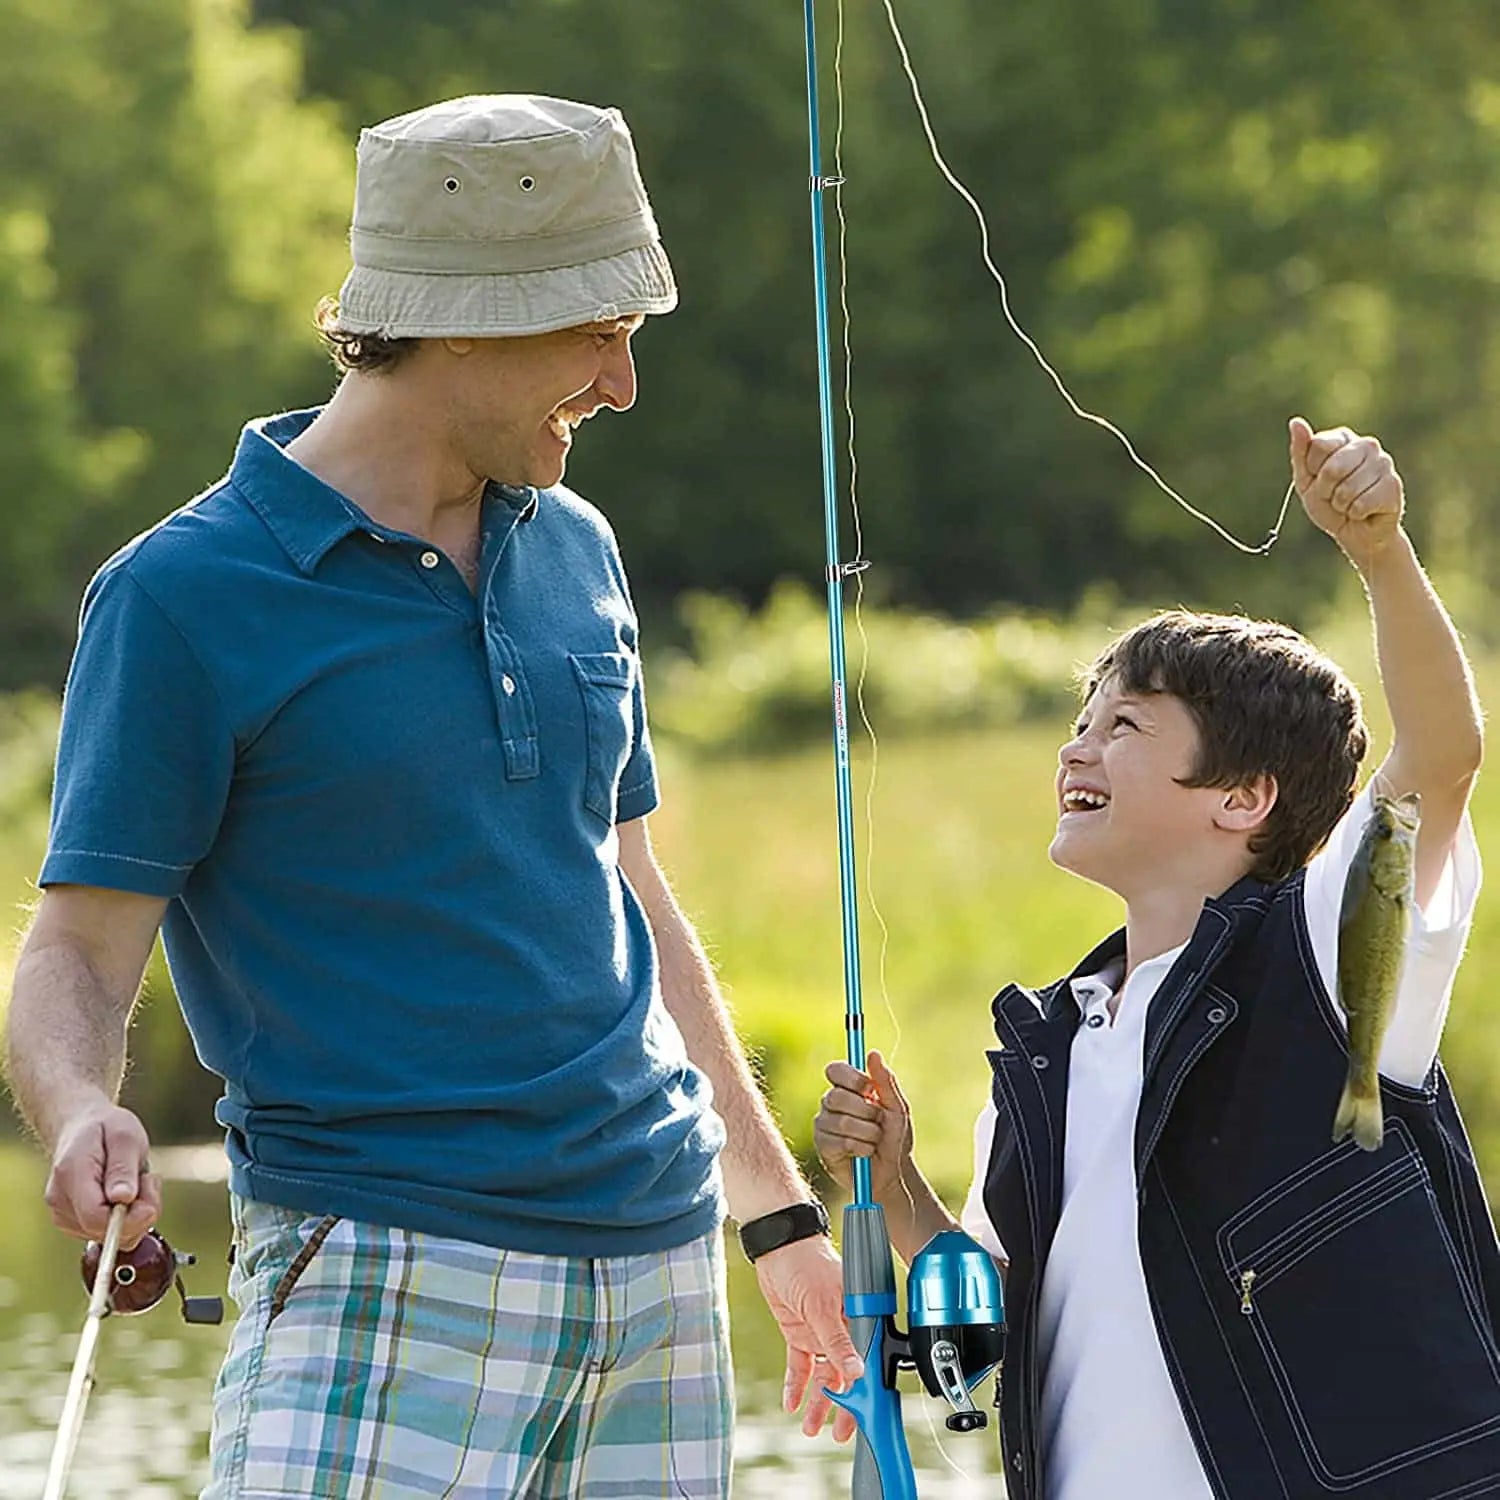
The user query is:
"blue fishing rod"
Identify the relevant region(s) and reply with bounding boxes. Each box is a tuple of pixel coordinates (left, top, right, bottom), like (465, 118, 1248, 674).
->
(800, 4, 1006, 1497)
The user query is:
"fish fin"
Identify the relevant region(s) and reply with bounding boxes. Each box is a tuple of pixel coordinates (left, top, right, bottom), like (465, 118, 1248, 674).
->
(1333, 1082, 1384, 1152)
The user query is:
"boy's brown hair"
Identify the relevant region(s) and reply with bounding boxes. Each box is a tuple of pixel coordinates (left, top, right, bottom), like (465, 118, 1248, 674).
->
(1083, 611, 1368, 882)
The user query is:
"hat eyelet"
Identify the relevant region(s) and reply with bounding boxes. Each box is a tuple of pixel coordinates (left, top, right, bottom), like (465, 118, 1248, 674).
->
(443, 176, 462, 194)
(519, 175, 537, 193)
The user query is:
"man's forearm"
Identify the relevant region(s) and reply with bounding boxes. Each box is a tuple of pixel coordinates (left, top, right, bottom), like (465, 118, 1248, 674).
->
(1363, 531, 1483, 786)
(5, 939, 130, 1148)
(647, 897, 814, 1223)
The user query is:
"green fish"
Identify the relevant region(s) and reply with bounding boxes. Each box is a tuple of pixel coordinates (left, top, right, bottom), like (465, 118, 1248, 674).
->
(1334, 792, 1421, 1151)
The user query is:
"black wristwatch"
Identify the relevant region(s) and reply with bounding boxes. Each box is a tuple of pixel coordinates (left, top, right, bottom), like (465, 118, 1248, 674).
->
(737, 1200, 832, 1263)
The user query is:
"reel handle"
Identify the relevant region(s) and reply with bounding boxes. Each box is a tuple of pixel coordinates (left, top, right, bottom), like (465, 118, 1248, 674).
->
(928, 1338, 986, 1432)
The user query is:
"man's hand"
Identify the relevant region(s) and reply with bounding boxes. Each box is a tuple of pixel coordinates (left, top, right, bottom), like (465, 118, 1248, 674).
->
(814, 1050, 914, 1200)
(755, 1233, 865, 1442)
(44, 1100, 162, 1250)
(1289, 417, 1404, 571)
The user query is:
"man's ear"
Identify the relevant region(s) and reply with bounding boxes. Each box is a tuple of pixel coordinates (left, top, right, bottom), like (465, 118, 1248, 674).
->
(1214, 774, 1278, 834)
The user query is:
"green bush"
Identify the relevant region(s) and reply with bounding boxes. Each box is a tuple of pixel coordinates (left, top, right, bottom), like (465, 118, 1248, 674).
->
(649, 580, 1111, 755)
(0, 693, 57, 832)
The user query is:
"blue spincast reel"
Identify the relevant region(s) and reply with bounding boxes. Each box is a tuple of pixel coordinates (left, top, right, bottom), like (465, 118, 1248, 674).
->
(830, 1211, 1006, 1499)
(906, 1231, 1006, 1432)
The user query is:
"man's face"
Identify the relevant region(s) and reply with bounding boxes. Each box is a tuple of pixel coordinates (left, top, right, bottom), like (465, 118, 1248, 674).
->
(447, 314, 643, 489)
(1049, 680, 1234, 899)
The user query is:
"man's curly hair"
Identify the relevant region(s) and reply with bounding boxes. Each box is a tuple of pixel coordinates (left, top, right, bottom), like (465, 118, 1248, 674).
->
(313, 296, 418, 374)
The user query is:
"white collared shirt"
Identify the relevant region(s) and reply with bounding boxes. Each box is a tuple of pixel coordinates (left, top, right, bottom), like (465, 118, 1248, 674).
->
(959, 783, 1482, 1499)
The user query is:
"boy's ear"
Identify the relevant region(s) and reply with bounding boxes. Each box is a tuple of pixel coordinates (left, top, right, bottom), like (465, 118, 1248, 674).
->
(1214, 774, 1278, 834)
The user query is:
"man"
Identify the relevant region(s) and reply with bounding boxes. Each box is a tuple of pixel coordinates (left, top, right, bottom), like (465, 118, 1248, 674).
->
(6, 94, 860, 1497)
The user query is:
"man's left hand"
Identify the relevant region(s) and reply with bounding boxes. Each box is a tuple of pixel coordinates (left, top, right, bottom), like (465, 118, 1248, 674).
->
(755, 1234, 864, 1442)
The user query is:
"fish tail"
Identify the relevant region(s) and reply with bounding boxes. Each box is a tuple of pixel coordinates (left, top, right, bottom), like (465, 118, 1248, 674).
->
(1333, 1078, 1384, 1152)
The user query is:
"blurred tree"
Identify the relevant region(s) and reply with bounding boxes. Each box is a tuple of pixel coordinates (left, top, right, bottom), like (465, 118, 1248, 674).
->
(251, 0, 1500, 630)
(7, 0, 1500, 684)
(0, 0, 351, 688)
(0, 205, 145, 679)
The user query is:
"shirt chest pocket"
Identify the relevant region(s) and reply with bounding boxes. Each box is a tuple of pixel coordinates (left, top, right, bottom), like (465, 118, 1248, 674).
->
(570, 651, 637, 826)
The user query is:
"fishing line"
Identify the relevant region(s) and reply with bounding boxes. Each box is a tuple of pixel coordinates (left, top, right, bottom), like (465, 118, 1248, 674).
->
(835, 23, 982, 1483)
(919, 1389, 983, 1484)
(875, 0, 1298, 555)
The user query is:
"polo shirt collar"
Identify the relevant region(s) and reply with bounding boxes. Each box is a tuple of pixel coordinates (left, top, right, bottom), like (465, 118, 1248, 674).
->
(230, 408, 541, 576)
(231, 410, 367, 575)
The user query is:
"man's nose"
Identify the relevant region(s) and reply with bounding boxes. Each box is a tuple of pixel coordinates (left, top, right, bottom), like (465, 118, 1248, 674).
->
(595, 342, 637, 412)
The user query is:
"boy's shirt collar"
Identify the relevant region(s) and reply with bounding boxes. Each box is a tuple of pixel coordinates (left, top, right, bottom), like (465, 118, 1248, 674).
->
(1043, 872, 1273, 1026)
(1070, 946, 1183, 1026)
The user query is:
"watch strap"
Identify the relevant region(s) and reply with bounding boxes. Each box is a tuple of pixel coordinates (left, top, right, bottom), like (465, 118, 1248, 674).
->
(737, 1200, 831, 1263)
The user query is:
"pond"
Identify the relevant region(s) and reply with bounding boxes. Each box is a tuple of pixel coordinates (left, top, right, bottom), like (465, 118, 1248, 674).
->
(0, 1142, 1004, 1497)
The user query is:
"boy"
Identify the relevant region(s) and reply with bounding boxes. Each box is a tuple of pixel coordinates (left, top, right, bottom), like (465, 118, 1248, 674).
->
(812, 419, 1500, 1498)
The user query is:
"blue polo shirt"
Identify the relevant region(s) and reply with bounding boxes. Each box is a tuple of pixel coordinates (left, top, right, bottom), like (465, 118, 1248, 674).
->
(42, 410, 725, 1256)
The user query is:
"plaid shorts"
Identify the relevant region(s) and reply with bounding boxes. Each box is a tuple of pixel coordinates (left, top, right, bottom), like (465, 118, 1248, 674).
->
(203, 1198, 733, 1499)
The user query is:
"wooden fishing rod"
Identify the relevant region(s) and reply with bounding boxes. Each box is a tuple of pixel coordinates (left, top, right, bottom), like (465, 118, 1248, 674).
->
(42, 1202, 126, 1500)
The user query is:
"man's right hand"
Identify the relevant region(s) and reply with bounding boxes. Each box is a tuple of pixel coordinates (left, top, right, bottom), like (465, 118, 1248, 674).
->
(813, 1049, 914, 1200)
(45, 1100, 162, 1249)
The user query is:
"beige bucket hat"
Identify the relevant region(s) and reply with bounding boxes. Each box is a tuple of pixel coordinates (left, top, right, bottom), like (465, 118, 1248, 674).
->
(334, 94, 678, 339)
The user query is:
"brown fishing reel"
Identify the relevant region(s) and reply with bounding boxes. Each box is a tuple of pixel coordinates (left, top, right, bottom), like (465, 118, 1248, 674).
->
(81, 1226, 224, 1324)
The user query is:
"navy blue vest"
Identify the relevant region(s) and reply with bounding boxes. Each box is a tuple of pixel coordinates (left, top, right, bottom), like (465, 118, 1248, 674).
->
(983, 873, 1500, 1499)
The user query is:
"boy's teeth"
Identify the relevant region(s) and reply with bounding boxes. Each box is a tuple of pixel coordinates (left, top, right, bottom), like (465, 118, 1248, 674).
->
(1065, 790, 1109, 810)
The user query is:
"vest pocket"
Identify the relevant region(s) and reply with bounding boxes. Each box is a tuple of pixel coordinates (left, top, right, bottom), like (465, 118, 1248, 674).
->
(570, 651, 636, 826)
(1218, 1120, 1500, 1485)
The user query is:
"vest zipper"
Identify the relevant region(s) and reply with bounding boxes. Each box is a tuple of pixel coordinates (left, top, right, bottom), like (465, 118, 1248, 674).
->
(1239, 1268, 1257, 1315)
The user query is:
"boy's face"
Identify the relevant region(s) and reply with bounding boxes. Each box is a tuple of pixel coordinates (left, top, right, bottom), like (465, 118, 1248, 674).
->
(1049, 678, 1239, 898)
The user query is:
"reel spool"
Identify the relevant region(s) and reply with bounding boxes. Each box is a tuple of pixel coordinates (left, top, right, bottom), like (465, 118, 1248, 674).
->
(81, 1226, 224, 1325)
(906, 1231, 1006, 1433)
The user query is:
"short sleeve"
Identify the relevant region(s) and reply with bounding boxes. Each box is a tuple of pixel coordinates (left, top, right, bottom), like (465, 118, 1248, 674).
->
(41, 566, 235, 897)
(1302, 782, 1482, 1087)
(959, 1097, 1008, 1261)
(616, 649, 660, 824)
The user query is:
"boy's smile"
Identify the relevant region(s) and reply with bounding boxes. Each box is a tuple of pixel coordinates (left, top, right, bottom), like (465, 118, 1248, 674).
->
(1049, 679, 1236, 903)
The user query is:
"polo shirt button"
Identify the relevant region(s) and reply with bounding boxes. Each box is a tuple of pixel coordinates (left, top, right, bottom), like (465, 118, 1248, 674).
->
(1206, 1006, 1227, 1024)
(419, 550, 440, 569)
(501, 674, 517, 696)
(1086, 1014, 1105, 1029)
(1012, 1450, 1024, 1470)
(1031, 1055, 1049, 1070)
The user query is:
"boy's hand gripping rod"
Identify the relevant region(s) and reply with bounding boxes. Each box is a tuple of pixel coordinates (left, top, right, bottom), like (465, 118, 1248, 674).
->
(800, 2, 918, 1494)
